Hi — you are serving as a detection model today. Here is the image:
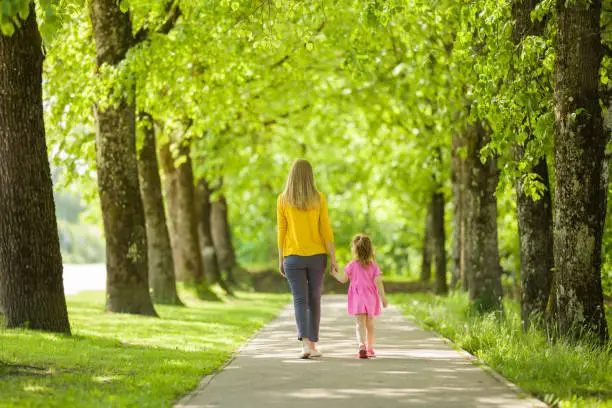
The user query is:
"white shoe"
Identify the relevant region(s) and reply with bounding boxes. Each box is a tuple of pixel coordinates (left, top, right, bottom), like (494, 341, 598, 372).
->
(300, 343, 311, 359)
(309, 348, 322, 358)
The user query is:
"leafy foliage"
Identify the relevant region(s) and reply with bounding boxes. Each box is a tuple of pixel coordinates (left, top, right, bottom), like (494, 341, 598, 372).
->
(33, 0, 611, 294)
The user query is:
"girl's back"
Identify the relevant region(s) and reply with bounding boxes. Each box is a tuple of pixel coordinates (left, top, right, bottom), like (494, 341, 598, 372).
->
(345, 260, 380, 292)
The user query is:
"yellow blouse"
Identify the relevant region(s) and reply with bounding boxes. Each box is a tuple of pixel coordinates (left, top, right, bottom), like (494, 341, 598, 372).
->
(277, 192, 334, 256)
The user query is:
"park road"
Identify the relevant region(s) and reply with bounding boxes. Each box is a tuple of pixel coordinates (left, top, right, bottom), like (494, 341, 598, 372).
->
(176, 295, 546, 408)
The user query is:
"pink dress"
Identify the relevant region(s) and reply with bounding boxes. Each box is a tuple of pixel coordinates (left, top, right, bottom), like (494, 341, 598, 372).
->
(344, 260, 382, 316)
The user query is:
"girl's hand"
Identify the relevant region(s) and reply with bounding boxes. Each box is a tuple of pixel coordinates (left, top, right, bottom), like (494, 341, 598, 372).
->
(382, 298, 389, 308)
(330, 263, 338, 275)
(330, 259, 338, 275)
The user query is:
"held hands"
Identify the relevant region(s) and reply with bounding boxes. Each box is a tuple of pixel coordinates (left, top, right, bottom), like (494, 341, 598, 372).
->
(330, 259, 338, 276)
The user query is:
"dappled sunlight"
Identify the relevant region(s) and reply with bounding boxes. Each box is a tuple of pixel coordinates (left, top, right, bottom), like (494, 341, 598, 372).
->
(23, 385, 51, 394)
(92, 375, 122, 384)
(1, 291, 290, 407)
(180, 295, 543, 408)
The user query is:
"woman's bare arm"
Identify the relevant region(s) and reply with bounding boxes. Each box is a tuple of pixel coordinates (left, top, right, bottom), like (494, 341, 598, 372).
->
(326, 241, 337, 273)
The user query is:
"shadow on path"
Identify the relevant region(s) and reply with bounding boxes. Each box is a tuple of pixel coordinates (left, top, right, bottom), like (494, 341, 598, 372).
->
(177, 295, 545, 408)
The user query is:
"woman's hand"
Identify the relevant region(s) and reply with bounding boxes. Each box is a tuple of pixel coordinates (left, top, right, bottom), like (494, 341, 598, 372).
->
(278, 249, 286, 279)
(330, 259, 338, 275)
(382, 297, 389, 308)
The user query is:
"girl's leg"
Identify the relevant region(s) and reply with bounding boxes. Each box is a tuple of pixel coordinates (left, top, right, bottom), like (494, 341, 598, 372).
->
(283, 256, 309, 343)
(355, 314, 367, 345)
(366, 316, 376, 350)
(306, 254, 326, 346)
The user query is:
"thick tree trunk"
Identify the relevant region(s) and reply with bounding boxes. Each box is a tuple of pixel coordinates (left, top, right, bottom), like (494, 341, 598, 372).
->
(0, 7, 71, 333)
(460, 128, 471, 292)
(432, 191, 448, 294)
(511, 0, 554, 331)
(211, 195, 237, 282)
(161, 140, 219, 301)
(451, 132, 467, 290)
(516, 156, 554, 330)
(465, 122, 503, 312)
(195, 179, 234, 294)
(137, 116, 183, 306)
(89, 0, 156, 316)
(159, 143, 181, 278)
(553, 0, 609, 343)
(420, 201, 433, 283)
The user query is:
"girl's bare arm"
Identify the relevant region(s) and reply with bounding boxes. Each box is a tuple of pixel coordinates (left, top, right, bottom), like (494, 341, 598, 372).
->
(331, 268, 349, 283)
(375, 276, 388, 307)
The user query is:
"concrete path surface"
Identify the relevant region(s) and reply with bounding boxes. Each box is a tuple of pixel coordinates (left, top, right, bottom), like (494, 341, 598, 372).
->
(176, 295, 545, 408)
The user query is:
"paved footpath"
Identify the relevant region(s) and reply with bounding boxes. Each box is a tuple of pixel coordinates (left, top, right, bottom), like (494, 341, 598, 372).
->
(176, 295, 546, 408)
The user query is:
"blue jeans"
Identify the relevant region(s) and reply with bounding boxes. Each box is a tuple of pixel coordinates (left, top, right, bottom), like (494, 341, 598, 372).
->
(284, 254, 327, 342)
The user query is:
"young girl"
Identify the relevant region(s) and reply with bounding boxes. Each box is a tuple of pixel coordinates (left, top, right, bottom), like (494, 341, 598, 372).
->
(331, 234, 388, 359)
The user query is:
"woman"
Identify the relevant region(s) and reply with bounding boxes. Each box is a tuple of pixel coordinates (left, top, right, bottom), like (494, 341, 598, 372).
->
(277, 159, 337, 359)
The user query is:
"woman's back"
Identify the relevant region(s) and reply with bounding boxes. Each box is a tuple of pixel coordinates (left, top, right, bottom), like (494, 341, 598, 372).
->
(277, 191, 334, 256)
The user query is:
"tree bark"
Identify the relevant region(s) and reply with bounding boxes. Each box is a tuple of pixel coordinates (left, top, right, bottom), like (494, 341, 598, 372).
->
(432, 191, 448, 294)
(159, 142, 181, 273)
(137, 116, 183, 306)
(451, 132, 468, 290)
(552, 0, 609, 343)
(511, 0, 554, 331)
(195, 179, 234, 294)
(420, 201, 433, 283)
(89, 0, 156, 316)
(161, 140, 219, 301)
(465, 122, 503, 313)
(211, 195, 237, 283)
(0, 7, 71, 333)
(516, 156, 554, 330)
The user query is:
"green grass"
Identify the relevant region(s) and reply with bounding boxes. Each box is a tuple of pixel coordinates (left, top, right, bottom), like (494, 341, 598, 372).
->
(390, 292, 612, 408)
(0, 290, 289, 407)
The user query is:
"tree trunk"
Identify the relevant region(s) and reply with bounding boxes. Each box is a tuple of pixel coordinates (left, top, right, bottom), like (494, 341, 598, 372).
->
(552, 0, 609, 343)
(89, 0, 156, 316)
(511, 0, 554, 331)
(137, 116, 183, 306)
(432, 191, 448, 294)
(0, 7, 71, 333)
(159, 143, 181, 277)
(420, 201, 433, 283)
(161, 140, 219, 301)
(211, 195, 237, 283)
(516, 156, 554, 330)
(451, 132, 467, 290)
(465, 122, 503, 313)
(195, 178, 234, 294)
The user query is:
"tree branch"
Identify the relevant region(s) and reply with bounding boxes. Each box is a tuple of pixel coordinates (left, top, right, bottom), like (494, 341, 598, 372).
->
(209, 177, 224, 193)
(134, 1, 182, 45)
(269, 22, 326, 69)
(263, 104, 311, 126)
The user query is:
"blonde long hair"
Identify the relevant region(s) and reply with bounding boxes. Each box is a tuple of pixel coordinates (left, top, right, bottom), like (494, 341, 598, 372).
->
(282, 159, 320, 210)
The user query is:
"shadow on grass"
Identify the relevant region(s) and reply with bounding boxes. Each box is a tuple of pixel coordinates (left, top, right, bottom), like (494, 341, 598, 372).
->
(0, 290, 290, 407)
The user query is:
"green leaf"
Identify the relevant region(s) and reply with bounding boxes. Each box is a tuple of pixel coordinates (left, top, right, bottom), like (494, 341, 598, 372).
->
(119, 0, 129, 13)
(1, 22, 15, 36)
(17, 0, 30, 21)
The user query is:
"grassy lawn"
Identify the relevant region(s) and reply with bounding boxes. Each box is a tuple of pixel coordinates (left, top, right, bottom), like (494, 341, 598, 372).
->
(0, 290, 289, 408)
(391, 292, 612, 408)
